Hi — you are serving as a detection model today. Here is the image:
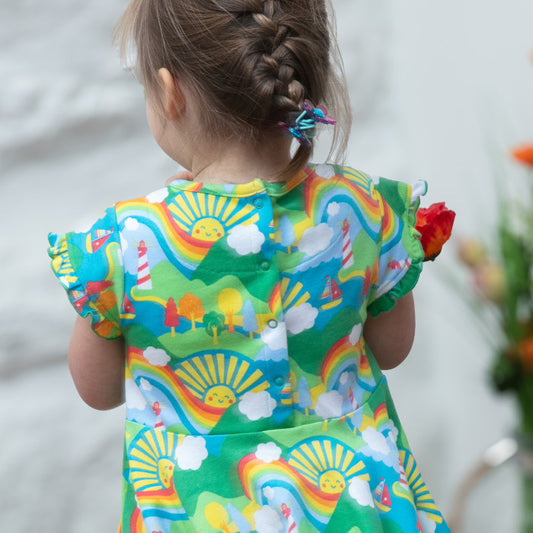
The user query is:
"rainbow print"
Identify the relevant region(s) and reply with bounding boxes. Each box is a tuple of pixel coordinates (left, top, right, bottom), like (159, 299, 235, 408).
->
(239, 437, 369, 529)
(269, 281, 282, 316)
(117, 200, 213, 268)
(367, 403, 389, 432)
(128, 348, 270, 433)
(127, 427, 187, 530)
(238, 455, 341, 529)
(304, 169, 381, 232)
(128, 348, 228, 433)
(321, 336, 376, 393)
(127, 507, 147, 533)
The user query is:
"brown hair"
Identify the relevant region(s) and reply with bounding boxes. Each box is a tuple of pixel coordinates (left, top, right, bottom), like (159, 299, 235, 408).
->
(114, 0, 351, 179)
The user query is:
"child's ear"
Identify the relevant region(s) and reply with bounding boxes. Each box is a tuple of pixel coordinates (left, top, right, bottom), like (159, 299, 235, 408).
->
(157, 68, 185, 121)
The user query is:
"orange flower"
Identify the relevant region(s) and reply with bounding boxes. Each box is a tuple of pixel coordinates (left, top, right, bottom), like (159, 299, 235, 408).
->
(517, 336, 533, 370)
(415, 202, 456, 261)
(512, 144, 533, 167)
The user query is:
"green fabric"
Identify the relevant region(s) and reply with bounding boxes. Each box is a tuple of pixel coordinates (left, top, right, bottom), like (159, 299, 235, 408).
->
(48, 164, 449, 532)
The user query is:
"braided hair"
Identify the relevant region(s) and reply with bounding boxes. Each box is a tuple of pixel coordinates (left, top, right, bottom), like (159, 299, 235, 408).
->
(115, 0, 349, 178)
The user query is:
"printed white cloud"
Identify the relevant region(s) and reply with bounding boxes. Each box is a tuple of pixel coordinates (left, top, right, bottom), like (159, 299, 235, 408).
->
(227, 224, 265, 255)
(340, 371, 353, 386)
(388, 420, 399, 443)
(327, 201, 340, 217)
(146, 188, 168, 204)
(140, 377, 153, 391)
(175, 436, 208, 470)
(362, 427, 390, 456)
(125, 379, 147, 411)
(349, 324, 362, 345)
(143, 347, 170, 366)
(260, 321, 288, 351)
(315, 164, 336, 179)
(418, 511, 437, 533)
(255, 347, 288, 362)
(348, 478, 375, 507)
(314, 390, 343, 419)
(359, 424, 400, 471)
(239, 391, 277, 421)
(254, 506, 282, 533)
(263, 486, 275, 501)
(255, 443, 282, 463)
(124, 217, 139, 231)
(298, 223, 333, 257)
(285, 303, 318, 334)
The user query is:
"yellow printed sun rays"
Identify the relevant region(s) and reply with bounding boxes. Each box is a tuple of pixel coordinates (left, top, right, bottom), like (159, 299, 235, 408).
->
(175, 352, 269, 408)
(287, 437, 369, 494)
(168, 192, 260, 242)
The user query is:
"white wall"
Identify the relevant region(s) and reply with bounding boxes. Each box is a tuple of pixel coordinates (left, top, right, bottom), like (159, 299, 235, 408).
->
(1, 1, 532, 531)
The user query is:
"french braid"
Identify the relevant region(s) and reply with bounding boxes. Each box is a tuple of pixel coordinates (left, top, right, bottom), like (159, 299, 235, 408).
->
(115, 0, 349, 177)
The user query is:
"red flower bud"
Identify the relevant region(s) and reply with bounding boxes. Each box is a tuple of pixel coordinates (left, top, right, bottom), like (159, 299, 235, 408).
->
(415, 202, 456, 261)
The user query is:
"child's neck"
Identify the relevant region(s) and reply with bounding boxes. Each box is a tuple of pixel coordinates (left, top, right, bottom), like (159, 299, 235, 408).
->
(189, 136, 294, 185)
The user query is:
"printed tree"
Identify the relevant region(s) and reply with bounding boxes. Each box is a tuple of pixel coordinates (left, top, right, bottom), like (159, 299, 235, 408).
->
(204, 502, 237, 533)
(280, 214, 296, 253)
(164, 297, 180, 337)
(218, 288, 243, 333)
(94, 290, 118, 316)
(298, 376, 312, 416)
(242, 299, 258, 339)
(227, 503, 251, 533)
(178, 293, 205, 331)
(203, 311, 225, 345)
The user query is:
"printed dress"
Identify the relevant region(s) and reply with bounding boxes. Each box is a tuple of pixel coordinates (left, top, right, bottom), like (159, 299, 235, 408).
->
(48, 164, 451, 533)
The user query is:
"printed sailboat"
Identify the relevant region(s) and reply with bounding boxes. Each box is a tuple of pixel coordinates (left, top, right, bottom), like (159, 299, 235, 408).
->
(320, 276, 343, 310)
(374, 478, 392, 512)
(86, 228, 113, 253)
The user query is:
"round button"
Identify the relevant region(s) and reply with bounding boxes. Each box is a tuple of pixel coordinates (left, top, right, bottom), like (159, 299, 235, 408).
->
(273, 376, 285, 386)
(253, 197, 264, 208)
(260, 261, 270, 271)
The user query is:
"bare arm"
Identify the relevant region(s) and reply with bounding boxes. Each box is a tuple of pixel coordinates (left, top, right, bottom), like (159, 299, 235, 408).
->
(68, 315, 126, 410)
(363, 292, 415, 370)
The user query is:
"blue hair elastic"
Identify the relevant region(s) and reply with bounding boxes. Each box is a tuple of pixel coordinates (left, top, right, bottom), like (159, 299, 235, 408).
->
(279, 100, 336, 147)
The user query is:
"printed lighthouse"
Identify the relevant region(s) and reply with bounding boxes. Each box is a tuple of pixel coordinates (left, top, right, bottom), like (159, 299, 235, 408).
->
(341, 219, 354, 269)
(137, 241, 152, 290)
(281, 503, 298, 533)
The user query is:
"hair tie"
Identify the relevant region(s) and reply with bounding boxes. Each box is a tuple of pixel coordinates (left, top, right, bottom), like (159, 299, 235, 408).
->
(278, 100, 336, 147)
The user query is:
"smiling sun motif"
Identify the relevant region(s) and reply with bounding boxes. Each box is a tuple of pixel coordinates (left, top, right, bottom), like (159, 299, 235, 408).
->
(174, 351, 269, 410)
(319, 469, 347, 494)
(168, 192, 260, 243)
(287, 437, 368, 495)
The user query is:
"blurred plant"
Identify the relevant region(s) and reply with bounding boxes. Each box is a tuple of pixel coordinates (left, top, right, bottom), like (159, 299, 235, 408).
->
(457, 140, 533, 437)
(450, 54, 533, 533)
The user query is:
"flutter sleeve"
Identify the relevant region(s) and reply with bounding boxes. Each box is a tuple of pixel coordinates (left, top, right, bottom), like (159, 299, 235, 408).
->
(366, 178, 426, 317)
(47, 207, 124, 339)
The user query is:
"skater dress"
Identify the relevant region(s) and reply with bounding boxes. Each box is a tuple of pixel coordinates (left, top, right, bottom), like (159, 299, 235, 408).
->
(48, 164, 451, 533)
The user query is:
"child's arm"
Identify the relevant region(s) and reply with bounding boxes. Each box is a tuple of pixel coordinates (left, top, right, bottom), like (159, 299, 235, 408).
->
(363, 292, 415, 370)
(68, 315, 126, 410)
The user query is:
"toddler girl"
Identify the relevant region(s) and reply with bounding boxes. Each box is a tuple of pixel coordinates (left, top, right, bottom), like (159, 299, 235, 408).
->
(48, 1, 452, 531)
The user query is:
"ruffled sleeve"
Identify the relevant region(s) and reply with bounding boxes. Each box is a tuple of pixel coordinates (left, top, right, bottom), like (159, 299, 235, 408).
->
(366, 178, 426, 317)
(47, 207, 124, 339)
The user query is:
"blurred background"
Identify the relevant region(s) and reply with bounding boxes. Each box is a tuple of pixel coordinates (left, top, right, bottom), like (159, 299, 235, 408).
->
(1, 0, 533, 531)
